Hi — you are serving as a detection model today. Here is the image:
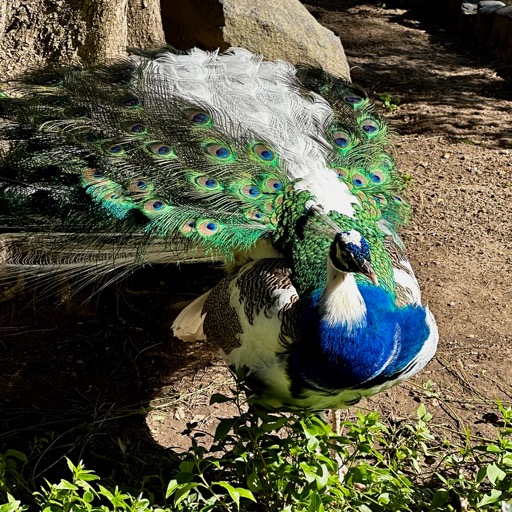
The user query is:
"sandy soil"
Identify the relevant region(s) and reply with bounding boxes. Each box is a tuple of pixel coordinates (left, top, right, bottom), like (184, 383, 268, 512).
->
(1, 1, 511, 480)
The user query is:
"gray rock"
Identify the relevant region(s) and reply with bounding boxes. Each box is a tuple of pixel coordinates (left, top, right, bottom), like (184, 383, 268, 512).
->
(462, 2, 478, 15)
(162, 0, 350, 79)
(478, 1, 506, 15)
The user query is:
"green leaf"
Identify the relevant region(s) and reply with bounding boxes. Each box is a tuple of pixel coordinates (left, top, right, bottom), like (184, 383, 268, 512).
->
(247, 472, 262, 492)
(307, 492, 324, 512)
(477, 489, 502, 507)
(431, 488, 449, 508)
(235, 488, 256, 503)
(55, 479, 78, 491)
(486, 463, 506, 485)
(83, 491, 95, 503)
(316, 464, 329, 490)
(209, 393, 233, 405)
(300, 463, 317, 484)
(216, 482, 240, 507)
(476, 466, 487, 484)
(174, 483, 199, 507)
(378, 492, 390, 505)
(4, 450, 27, 463)
(0, 497, 23, 512)
(178, 461, 195, 473)
(214, 418, 236, 442)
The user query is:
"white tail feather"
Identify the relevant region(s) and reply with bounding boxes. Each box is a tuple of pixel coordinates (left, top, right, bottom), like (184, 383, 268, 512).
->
(172, 290, 211, 342)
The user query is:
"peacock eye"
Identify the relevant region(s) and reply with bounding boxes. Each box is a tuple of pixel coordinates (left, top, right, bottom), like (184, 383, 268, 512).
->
(370, 171, 385, 183)
(331, 131, 351, 148)
(240, 184, 261, 199)
(103, 143, 126, 156)
(144, 199, 168, 213)
(352, 174, 367, 187)
(180, 219, 196, 235)
(204, 143, 232, 160)
(253, 144, 276, 163)
(105, 192, 122, 201)
(246, 210, 266, 221)
(121, 95, 142, 108)
(196, 219, 220, 236)
(195, 176, 222, 191)
(373, 193, 387, 205)
(361, 118, 378, 135)
(335, 168, 349, 180)
(122, 121, 147, 135)
(128, 178, 152, 195)
(42, 75, 64, 87)
(182, 108, 212, 126)
(344, 94, 364, 106)
(67, 107, 90, 118)
(82, 168, 106, 184)
(146, 142, 176, 158)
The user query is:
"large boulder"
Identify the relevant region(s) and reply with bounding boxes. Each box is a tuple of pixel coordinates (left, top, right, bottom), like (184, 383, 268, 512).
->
(161, 0, 350, 79)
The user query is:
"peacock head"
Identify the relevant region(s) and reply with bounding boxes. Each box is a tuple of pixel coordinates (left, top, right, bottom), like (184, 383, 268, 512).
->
(329, 230, 379, 285)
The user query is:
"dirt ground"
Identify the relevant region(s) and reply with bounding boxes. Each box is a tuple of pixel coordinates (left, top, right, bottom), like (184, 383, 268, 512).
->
(1, 0, 511, 486)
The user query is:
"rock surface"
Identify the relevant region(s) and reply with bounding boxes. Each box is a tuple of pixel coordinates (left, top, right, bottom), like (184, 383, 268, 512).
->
(162, 0, 350, 78)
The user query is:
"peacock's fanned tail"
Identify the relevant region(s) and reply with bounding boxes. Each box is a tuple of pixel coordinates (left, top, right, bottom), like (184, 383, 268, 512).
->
(0, 47, 416, 304)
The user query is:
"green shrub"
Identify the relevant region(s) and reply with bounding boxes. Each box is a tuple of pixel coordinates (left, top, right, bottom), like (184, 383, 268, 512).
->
(1, 396, 512, 511)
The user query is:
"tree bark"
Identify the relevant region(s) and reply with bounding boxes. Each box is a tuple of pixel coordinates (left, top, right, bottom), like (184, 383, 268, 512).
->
(0, 0, 166, 79)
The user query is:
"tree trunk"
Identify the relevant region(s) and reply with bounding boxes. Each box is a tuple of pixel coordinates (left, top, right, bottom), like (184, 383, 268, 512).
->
(0, 0, 166, 78)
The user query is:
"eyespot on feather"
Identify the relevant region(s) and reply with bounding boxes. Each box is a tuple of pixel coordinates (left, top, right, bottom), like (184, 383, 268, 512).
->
(343, 94, 364, 106)
(180, 219, 196, 235)
(360, 118, 379, 136)
(103, 143, 126, 157)
(104, 192, 123, 201)
(195, 176, 222, 191)
(240, 184, 261, 199)
(183, 108, 212, 126)
(260, 177, 283, 193)
(252, 144, 276, 163)
(144, 198, 169, 213)
(369, 170, 385, 183)
(331, 130, 351, 149)
(128, 178, 153, 195)
(146, 142, 176, 159)
(334, 168, 349, 181)
(67, 106, 90, 118)
(44, 76, 64, 87)
(82, 168, 106, 185)
(120, 95, 143, 109)
(352, 174, 367, 188)
(373, 194, 387, 206)
(121, 121, 148, 135)
(245, 210, 268, 222)
(204, 142, 233, 160)
(196, 219, 221, 236)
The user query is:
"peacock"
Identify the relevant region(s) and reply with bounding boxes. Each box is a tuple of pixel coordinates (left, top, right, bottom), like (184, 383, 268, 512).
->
(0, 47, 438, 410)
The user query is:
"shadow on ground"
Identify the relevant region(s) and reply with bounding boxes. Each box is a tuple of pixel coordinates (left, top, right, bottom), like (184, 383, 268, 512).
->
(0, 264, 222, 498)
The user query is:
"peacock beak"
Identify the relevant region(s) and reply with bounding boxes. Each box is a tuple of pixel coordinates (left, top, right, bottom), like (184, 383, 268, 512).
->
(360, 260, 379, 286)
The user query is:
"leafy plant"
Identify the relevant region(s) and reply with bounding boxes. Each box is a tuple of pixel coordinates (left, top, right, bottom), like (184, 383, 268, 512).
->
(378, 92, 401, 112)
(1, 396, 512, 511)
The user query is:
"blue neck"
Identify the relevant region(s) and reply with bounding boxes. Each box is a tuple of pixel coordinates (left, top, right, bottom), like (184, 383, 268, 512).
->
(289, 273, 430, 391)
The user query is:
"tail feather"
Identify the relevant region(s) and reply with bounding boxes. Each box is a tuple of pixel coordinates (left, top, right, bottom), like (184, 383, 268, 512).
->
(172, 290, 210, 342)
